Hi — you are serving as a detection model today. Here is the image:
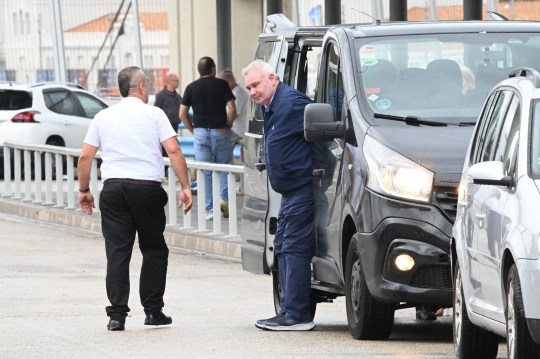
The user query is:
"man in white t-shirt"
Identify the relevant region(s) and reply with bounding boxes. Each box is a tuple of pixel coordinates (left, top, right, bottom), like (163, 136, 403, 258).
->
(77, 66, 192, 331)
(220, 69, 249, 158)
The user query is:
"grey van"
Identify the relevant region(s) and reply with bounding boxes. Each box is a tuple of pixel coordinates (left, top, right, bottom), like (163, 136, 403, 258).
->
(241, 14, 540, 340)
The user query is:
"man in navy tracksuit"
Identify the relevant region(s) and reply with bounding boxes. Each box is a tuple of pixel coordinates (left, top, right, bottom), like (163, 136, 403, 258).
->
(242, 59, 315, 331)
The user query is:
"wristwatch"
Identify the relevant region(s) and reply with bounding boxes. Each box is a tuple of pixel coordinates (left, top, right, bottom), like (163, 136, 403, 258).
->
(79, 188, 90, 193)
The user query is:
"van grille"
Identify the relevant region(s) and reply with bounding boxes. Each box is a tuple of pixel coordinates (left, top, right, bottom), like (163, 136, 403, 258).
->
(434, 186, 458, 222)
(411, 265, 452, 289)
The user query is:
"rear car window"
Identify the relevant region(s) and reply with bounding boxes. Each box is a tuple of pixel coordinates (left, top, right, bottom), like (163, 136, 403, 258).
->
(0, 90, 32, 110)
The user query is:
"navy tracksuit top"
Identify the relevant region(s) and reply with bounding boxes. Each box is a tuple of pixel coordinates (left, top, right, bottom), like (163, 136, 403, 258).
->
(263, 82, 313, 195)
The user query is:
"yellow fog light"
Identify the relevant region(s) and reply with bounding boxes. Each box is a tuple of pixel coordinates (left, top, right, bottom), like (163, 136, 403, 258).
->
(395, 254, 415, 271)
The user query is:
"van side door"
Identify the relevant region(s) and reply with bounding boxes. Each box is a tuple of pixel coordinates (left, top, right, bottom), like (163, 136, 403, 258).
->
(311, 41, 347, 286)
(241, 35, 289, 274)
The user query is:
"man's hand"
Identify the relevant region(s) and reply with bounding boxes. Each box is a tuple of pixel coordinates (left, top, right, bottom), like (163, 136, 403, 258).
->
(79, 192, 95, 215)
(178, 187, 193, 214)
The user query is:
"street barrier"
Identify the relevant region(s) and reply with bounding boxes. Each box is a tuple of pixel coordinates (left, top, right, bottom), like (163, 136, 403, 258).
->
(1, 141, 244, 237)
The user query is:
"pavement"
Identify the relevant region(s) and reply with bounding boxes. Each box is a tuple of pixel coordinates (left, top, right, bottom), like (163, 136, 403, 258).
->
(0, 191, 243, 262)
(1, 212, 491, 359)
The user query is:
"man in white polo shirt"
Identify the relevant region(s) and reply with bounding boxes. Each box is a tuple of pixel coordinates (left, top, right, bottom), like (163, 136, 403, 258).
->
(77, 66, 192, 331)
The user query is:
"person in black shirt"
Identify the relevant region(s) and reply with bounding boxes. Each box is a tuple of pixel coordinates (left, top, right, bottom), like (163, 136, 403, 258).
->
(179, 57, 236, 220)
(154, 73, 182, 133)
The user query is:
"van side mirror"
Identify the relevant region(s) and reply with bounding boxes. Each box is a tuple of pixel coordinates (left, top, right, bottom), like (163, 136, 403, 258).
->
(304, 103, 345, 142)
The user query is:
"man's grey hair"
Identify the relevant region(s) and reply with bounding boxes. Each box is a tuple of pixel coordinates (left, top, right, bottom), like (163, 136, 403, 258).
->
(241, 59, 275, 78)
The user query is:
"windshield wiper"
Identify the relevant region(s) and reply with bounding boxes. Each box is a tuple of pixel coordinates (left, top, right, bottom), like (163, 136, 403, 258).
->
(458, 121, 476, 126)
(374, 113, 447, 127)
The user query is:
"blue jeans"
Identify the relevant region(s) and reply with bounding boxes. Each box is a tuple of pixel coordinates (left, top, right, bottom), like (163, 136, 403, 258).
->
(193, 128, 232, 211)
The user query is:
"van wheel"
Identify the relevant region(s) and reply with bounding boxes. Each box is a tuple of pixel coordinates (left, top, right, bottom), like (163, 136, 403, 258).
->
(345, 234, 394, 340)
(453, 261, 499, 359)
(506, 264, 540, 359)
(272, 258, 317, 318)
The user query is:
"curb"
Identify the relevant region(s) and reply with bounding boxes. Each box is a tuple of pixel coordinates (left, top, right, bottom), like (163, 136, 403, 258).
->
(0, 196, 241, 262)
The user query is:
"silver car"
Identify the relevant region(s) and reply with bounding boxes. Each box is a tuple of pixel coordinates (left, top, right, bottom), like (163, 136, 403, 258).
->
(452, 68, 540, 358)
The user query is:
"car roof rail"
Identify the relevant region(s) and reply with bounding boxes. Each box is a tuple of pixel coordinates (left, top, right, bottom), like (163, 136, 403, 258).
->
(31, 82, 85, 90)
(487, 11, 509, 21)
(509, 67, 540, 88)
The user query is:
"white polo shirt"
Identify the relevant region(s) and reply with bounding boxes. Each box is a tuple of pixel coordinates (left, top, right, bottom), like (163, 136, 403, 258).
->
(83, 97, 177, 182)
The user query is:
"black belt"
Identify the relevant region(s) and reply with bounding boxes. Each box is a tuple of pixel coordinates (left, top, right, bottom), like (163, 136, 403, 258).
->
(104, 178, 161, 187)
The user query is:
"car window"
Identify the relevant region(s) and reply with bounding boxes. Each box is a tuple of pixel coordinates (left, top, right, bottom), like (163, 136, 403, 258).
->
(0, 90, 32, 110)
(74, 92, 107, 119)
(530, 100, 540, 177)
(44, 89, 81, 116)
(323, 42, 344, 121)
(493, 94, 520, 175)
(354, 32, 540, 124)
(472, 90, 512, 164)
(470, 92, 497, 164)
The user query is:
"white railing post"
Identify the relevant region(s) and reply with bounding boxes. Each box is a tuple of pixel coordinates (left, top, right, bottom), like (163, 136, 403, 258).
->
(33, 151, 43, 204)
(227, 172, 238, 237)
(44, 152, 54, 205)
(212, 170, 222, 235)
(66, 155, 76, 209)
(23, 150, 32, 202)
(13, 149, 22, 199)
(54, 153, 64, 208)
(196, 169, 206, 232)
(3, 147, 12, 196)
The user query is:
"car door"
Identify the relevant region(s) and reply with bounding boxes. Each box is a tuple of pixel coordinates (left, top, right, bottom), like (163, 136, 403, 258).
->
(465, 89, 512, 316)
(67, 91, 107, 148)
(241, 33, 290, 274)
(42, 89, 89, 148)
(310, 41, 346, 286)
(476, 93, 520, 322)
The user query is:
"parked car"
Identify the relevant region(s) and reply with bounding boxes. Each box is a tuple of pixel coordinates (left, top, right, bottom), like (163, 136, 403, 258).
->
(242, 14, 540, 340)
(0, 82, 108, 177)
(452, 68, 540, 358)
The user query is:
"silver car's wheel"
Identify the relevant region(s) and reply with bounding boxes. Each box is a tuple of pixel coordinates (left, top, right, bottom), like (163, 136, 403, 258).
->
(506, 265, 540, 359)
(453, 262, 499, 359)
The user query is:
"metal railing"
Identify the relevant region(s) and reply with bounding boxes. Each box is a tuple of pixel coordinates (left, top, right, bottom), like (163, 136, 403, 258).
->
(1, 141, 244, 237)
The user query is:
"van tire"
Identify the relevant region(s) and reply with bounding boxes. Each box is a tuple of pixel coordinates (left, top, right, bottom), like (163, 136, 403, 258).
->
(272, 259, 317, 318)
(345, 234, 394, 340)
(453, 261, 499, 359)
(506, 264, 540, 359)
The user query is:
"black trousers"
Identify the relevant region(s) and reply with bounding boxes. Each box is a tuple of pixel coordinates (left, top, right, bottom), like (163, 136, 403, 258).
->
(99, 181, 169, 320)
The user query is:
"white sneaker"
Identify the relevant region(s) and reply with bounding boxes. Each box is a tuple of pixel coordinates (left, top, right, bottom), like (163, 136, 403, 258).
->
(205, 209, 213, 220)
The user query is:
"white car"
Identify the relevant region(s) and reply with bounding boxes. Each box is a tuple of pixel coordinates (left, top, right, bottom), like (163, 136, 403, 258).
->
(452, 68, 540, 358)
(0, 82, 108, 176)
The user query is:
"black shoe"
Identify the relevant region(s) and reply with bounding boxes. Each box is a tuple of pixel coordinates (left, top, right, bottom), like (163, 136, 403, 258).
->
(263, 315, 315, 331)
(107, 318, 125, 331)
(144, 311, 172, 326)
(255, 312, 285, 329)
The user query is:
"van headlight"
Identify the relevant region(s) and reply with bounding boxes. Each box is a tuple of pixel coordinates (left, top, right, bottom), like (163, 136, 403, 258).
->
(364, 135, 434, 203)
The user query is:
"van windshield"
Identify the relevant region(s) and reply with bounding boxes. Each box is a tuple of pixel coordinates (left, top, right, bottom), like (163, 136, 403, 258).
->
(355, 32, 540, 125)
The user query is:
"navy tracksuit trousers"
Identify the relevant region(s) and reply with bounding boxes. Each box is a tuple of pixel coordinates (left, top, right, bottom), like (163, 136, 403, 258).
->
(274, 185, 315, 322)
